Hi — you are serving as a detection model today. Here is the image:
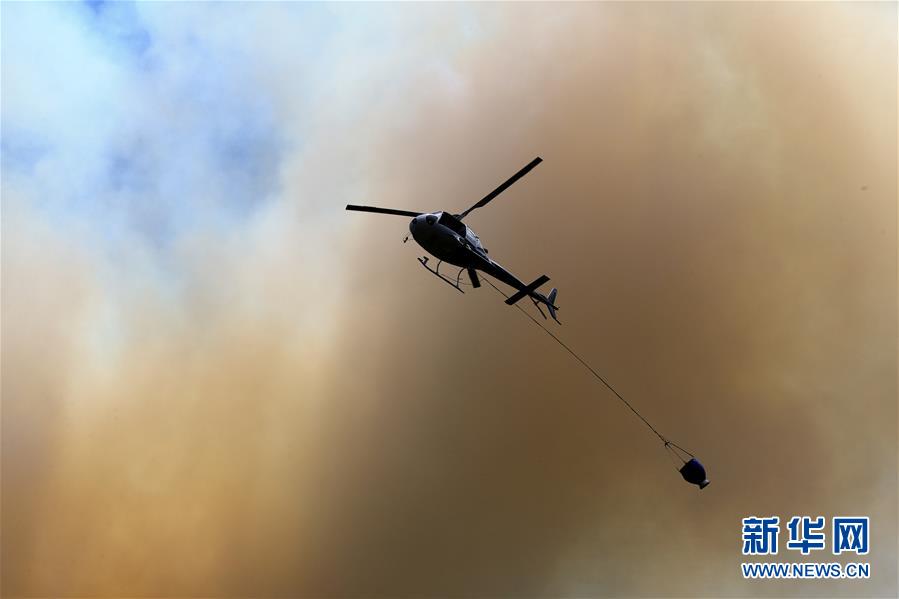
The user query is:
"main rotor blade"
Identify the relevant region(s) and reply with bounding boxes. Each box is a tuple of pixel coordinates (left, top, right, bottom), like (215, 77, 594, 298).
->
(458, 156, 542, 219)
(346, 205, 422, 217)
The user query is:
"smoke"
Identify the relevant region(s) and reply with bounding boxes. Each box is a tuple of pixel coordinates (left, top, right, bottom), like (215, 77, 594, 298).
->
(2, 2, 895, 597)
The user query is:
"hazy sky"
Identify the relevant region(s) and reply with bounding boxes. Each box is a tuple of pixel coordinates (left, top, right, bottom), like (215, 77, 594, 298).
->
(2, 2, 896, 597)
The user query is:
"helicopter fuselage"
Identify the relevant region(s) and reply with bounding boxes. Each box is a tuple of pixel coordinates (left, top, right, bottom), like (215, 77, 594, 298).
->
(408, 211, 527, 291)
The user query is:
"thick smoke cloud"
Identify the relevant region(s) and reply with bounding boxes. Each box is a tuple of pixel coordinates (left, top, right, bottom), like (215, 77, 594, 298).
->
(2, 2, 895, 597)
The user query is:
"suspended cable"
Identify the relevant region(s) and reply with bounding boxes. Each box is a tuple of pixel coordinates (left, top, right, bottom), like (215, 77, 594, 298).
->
(482, 276, 710, 489)
(482, 277, 671, 445)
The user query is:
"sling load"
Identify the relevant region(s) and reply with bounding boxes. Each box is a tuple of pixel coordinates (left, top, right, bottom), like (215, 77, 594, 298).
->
(483, 278, 710, 490)
(666, 441, 710, 489)
(680, 459, 711, 489)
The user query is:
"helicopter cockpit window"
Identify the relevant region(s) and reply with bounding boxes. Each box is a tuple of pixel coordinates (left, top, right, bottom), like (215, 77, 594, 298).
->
(425, 215, 437, 225)
(438, 212, 466, 236)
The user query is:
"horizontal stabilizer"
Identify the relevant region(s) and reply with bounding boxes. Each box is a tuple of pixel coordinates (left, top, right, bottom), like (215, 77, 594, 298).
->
(505, 275, 550, 305)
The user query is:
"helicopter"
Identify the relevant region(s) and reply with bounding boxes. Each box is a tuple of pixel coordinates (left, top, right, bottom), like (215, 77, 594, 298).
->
(346, 157, 560, 323)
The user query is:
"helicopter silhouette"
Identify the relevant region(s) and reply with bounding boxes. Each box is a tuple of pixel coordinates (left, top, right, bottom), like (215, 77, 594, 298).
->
(346, 157, 560, 323)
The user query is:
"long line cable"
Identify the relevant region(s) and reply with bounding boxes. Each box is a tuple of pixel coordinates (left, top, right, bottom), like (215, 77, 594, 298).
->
(482, 277, 694, 458)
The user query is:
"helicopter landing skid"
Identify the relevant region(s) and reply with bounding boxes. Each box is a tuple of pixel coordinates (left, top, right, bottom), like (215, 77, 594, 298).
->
(418, 256, 465, 293)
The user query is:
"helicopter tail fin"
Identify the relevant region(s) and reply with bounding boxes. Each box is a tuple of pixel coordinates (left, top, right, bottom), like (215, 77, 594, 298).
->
(546, 288, 559, 323)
